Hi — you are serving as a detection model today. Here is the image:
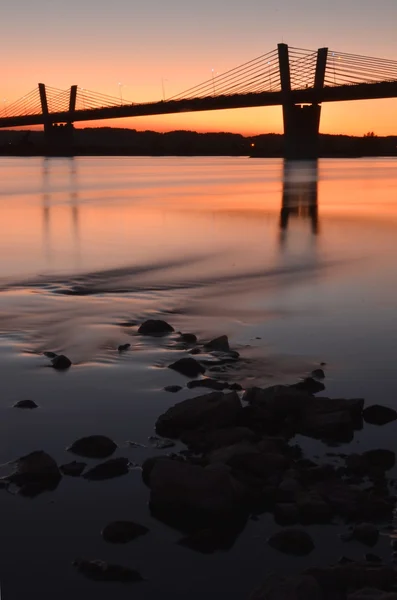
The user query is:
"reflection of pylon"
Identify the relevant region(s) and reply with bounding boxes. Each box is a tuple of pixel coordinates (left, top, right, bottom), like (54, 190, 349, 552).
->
(280, 159, 319, 238)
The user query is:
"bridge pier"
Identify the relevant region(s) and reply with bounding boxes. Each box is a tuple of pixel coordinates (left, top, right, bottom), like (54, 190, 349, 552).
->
(39, 83, 77, 155)
(278, 44, 328, 159)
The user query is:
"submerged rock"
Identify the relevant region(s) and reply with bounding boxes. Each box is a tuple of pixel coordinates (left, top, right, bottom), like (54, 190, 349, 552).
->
(155, 391, 242, 438)
(164, 385, 183, 393)
(13, 400, 38, 409)
(178, 333, 198, 344)
(6, 450, 61, 496)
(51, 355, 72, 370)
(102, 521, 149, 544)
(73, 558, 143, 582)
(268, 529, 315, 556)
(60, 461, 87, 477)
(187, 378, 228, 391)
(204, 335, 230, 353)
(67, 435, 117, 459)
(118, 343, 131, 352)
(138, 319, 174, 336)
(312, 368, 325, 379)
(83, 458, 129, 481)
(43, 351, 57, 358)
(363, 405, 397, 426)
(168, 357, 205, 378)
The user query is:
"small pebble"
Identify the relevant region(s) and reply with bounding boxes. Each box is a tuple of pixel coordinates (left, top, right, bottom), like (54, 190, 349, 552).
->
(118, 343, 131, 352)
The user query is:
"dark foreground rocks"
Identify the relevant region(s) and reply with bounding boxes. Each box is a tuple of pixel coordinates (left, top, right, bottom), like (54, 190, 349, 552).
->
(83, 458, 129, 481)
(267, 529, 315, 556)
(138, 319, 174, 336)
(60, 461, 87, 477)
(67, 435, 117, 459)
(168, 357, 206, 378)
(73, 559, 143, 582)
(5, 450, 61, 496)
(102, 521, 149, 543)
(363, 405, 397, 426)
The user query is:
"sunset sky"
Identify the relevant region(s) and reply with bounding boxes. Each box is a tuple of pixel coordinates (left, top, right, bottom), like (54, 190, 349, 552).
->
(2, 0, 397, 136)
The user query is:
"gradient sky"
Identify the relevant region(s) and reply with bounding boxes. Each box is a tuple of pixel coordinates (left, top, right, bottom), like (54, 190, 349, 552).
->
(2, 0, 397, 135)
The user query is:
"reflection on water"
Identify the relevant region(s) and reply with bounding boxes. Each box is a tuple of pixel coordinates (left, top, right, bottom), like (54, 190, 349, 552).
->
(280, 159, 318, 239)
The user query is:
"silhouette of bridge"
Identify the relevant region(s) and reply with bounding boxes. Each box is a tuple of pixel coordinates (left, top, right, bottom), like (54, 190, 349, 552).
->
(2, 44, 397, 158)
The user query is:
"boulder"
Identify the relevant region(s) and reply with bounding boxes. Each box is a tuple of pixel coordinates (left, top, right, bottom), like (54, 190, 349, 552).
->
(73, 559, 143, 582)
(83, 458, 129, 481)
(249, 574, 324, 600)
(138, 319, 174, 336)
(204, 335, 230, 352)
(178, 333, 197, 344)
(268, 529, 314, 556)
(155, 391, 242, 438)
(102, 521, 149, 543)
(51, 355, 72, 370)
(363, 405, 397, 426)
(13, 400, 38, 409)
(6, 450, 61, 496)
(67, 435, 117, 459)
(145, 458, 244, 519)
(168, 357, 205, 378)
(60, 461, 86, 477)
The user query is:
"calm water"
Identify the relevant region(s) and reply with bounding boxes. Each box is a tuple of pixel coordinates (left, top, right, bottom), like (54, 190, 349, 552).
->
(1, 156, 397, 599)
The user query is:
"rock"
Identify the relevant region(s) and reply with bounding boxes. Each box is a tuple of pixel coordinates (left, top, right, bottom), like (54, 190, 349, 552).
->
(249, 574, 323, 600)
(148, 436, 175, 450)
(365, 554, 382, 563)
(312, 368, 325, 379)
(168, 357, 205, 378)
(227, 451, 289, 478)
(291, 377, 325, 394)
(274, 503, 300, 525)
(299, 409, 357, 442)
(229, 383, 243, 391)
(306, 561, 397, 595)
(7, 450, 61, 496)
(178, 333, 197, 344)
(67, 435, 117, 459)
(102, 521, 149, 543)
(348, 591, 397, 599)
(297, 492, 334, 524)
(343, 524, 379, 547)
(189, 347, 201, 355)
(51, 355, 72, 370)
(346, 450, 395, 474)
(204, 335, 230, 352)
(138, 319, 174, 336)
(83, 458, 129, 481)
(187, 378, 228, 391)
(363, 405, 397, 426)
(145, 458, 244, 519)
(60, 461, 86, 477)
(73, 559, 143, 582)
(180, 427, 256, 453)
(268, 529, 315, 556)
(164, 385, 182, 393)
(155, 391, 242, 438)
(43, 351, 57, 358)
(13, 400, 38, 409)
(118, 343, 131, 352)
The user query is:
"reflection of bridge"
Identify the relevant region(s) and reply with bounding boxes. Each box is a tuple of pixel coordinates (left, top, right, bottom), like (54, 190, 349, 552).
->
(280, 160, 318, 235)
(1, 44, 397, 158)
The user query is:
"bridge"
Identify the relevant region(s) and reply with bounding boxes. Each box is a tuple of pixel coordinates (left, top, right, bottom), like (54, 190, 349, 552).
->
(1, 44, 397, 158)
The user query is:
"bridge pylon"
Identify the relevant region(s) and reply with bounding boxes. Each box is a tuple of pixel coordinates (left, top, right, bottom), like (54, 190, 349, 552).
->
(38, 83, 77, 155)
(278, 44, 328, 159)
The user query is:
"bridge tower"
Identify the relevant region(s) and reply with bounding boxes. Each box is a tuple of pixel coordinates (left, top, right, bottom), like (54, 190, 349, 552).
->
(39, 84, 77, 154)
(278, 44, 328, 159)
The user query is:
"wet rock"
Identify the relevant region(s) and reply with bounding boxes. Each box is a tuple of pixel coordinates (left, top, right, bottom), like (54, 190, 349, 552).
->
(249, 574, 323, 600)
(180, 427, 256, 453)
(102, 521, 149, 543)
(299, 409, 358, 442)
(268, 529, 314, 556)
(13, 400, 38, 409)
(229, 383, 243, 391)
(343, 524, 379, 547)
(148, 436, 175, 450)
(145, 458, 244, 519)
(138, 319, 174, 336)
(187, 378, 228, 391)
(178, 333, 197, 344)
(51, 355, 72, 370)
(227, 451, 289, 478)
(60, 461, 86, 477)
(291, 377, 325, 394)
(306, 561, 397, 595)
(363, 405, 397, 426)
(164, 385, 182, 393)
(73, 558, 143, 582)
(83, 458, 129, 481)
(177, 515, 247, 553)
(297, 492, 334, 524)
(189, 347, 201, 355)
(312, 368, 325, 379)
(204, 335, 230, 353)
(365, 554, 382, 563)
(6, 450, 61, 496)
(274, 503, 300, 525)
(346, 450, 395, 474)
(67, 435, 117, 459)
(168, 357, 205, 378)
(43, 351, 57, 358)
(118, 343, 131, 352)
(156, 391, 242, 438)
(348, 591, 397, 599)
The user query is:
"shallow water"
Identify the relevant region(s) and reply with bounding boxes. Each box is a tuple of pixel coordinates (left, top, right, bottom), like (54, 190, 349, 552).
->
(1, 156, 397, 599)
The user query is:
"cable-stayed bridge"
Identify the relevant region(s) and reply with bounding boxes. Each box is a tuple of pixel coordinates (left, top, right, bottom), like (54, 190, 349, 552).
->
(1, 44, 397, 158)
